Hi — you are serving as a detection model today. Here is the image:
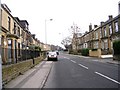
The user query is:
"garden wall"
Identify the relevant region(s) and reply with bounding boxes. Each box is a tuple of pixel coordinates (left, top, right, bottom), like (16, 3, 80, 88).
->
(89, 49, 101, 58)
(2, 56, 44, 85)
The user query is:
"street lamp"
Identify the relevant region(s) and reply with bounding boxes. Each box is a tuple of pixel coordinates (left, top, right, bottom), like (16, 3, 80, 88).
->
(0, 2, 3, 89)
(45, 19, 53, 44)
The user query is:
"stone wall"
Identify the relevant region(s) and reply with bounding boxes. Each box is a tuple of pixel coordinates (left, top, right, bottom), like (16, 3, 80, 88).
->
(89, 49, 101, 58)
(2, 56, 44, 85)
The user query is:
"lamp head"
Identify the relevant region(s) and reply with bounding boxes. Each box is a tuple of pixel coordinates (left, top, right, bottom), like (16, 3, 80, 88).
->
(50, 19, 53, 21)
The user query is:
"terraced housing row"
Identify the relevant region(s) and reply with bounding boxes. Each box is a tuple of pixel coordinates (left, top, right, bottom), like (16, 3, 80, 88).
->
(0, 4, 59, 65)
(72, 14, 120, 57)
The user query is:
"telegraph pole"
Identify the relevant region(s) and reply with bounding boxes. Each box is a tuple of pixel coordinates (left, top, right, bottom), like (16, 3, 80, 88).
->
(0, 0, 3, 89)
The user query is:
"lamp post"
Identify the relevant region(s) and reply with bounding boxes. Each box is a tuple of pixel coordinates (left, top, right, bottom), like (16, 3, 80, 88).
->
(0, 1, 2, 89)
(45, 19, 53, 44)
(118, 1, 120, 15)
(0, 36, 2, 90)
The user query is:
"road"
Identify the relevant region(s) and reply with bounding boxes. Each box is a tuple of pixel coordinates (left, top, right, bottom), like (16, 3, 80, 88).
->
(4, 52, 120, 89)
(43, 52, 120, 88)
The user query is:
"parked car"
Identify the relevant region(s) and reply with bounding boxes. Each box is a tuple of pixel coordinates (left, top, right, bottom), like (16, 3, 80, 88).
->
(47, 51, 58, 61)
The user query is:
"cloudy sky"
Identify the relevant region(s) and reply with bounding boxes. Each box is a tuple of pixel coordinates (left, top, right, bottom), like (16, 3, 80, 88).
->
(1, 0, 120, 48)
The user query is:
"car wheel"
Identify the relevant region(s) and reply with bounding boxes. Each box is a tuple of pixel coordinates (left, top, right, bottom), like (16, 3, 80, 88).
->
(47, 58, 50, 61)
(56, 58, 58, 61)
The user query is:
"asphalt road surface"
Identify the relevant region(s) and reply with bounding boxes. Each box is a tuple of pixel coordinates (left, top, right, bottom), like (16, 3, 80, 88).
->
(43, 52, 120, 88)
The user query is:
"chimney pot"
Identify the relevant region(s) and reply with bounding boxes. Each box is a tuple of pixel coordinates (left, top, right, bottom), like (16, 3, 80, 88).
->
(94, 25, 98, 28)
(108, 15, 113, 20)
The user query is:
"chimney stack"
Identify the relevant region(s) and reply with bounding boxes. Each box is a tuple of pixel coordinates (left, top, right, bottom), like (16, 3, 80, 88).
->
(32, 34, 35, 39)
(89, 23, 92, 32)
(100, 22, 104, 26)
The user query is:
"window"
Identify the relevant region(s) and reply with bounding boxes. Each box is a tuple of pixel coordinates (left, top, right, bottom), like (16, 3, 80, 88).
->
(100, 30, 102, 38)
(25, 24, 28, 30)
(14, 22, 17, 34)
(101, 40, 108, 50)
(94, 42, 98, 49)
(84, 43, 87, 48)
(101, 41, 104, 50)
(8, 39, 12, 46)
(18, 43, 21, 56)
(96, 32, 98, 39)
(115, 22, 118, 32)
(85, 36, 86, 42)
(8, 16, 11, 31)
(104, 27, 107, 37)
(18, 27, 20, 37)
(1, 10, 2, 23)
(15, 40, 17, 49)
(109, 25, 112, 35)
(104, 39, 108, 50)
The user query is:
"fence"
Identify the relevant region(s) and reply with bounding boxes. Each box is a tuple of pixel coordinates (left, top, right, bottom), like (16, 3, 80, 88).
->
(1, 48, 42, 65)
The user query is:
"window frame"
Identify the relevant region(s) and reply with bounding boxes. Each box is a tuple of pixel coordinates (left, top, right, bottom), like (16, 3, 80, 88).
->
(8, 16, 11, 31)
(109, 24, 112, 35)
(114, 21, 118, 32)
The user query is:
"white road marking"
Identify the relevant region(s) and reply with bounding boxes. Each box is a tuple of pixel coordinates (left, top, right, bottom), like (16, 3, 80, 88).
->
(78, 64, 89, 69)
(95, 72, 120, 85)
(92, 60, 99, 62)
(71, 60, 76, 63)
(64, 57, 70, 59)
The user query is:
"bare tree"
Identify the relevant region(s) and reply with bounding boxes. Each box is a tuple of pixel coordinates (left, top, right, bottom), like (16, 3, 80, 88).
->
(61, 36, 72, 49)
(70, 23, 81, 51)
(61, 23, 82, 52)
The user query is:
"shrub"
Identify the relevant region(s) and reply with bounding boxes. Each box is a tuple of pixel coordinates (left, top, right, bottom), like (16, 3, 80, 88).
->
(77, 49, 81, 53)
(113, 40, 120, 55)
(69, 49, 73, 54)
(81, 48, 89, 56)
(73, 51, 78, 55)
(35, 46, 41, 51)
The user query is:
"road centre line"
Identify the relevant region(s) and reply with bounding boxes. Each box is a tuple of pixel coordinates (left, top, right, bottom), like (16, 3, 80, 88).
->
(71, 60, 76, 63)
(78, 64, 89, 70)
(95, 72, 120, 85)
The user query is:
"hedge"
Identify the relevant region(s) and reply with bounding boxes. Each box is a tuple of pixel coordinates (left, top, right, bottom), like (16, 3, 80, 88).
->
(81, 48, 89, 56)
(113, 40, 120, 55)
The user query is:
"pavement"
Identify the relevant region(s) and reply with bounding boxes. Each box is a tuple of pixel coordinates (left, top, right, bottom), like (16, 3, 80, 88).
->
(100, 54, 113, 58)
(101, 59, 120, 65)
(3, 59, 53, 88)
(99, 55, 120, 65)
(68, 53, 120, 65)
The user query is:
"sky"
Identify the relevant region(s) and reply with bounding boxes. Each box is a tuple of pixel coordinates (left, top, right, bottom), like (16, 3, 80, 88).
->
(1, 0, 120, 48)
